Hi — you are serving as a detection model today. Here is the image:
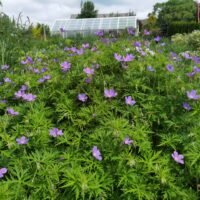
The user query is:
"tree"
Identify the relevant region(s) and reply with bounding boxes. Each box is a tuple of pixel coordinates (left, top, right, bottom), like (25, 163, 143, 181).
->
(153, 0, 196, 32)
(77, 0, 98, 18)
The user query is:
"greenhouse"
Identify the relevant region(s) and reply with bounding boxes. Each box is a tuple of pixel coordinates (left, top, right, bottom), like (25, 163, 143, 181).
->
(51, 16, 137, 37)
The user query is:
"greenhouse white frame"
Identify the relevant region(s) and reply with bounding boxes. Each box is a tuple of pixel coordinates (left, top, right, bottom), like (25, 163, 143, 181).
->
(51, 16, 137, 37)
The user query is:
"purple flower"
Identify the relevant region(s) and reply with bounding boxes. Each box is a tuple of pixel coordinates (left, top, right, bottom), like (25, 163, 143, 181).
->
(1, 65, 9, 70)
(38, 75, 51, 83)
(127, 28, 135, 35)
(4, 77, 12, 83)
(15, 90, 25, 99)
(16, 136, 29, 145)
(20, 85, 28, 91)
(171, 151, 184, 164)
(78, 93, 88, 102)
(85, 77, 92, 83)
(144, 29, 151, 36)
(170, 52, 178, 60)
(33, 68, 40, 74)
(21, 60, 27, 65)
(41, 67, 48, 73)
(49, 128, 63, 137)
(95, 30, 104, 37)
(154, 36, 161, 42)
(64, 47, 70, 51)
(43, 75, 51, 80)
(166, 64, 174, 72)
(192, 56, 200, 64)
(25, 56, 33, 65)
(104, 88, 117, 98)
(123, 54, 134, 62)
(187, 72, 196, 77)
(193, 66, 200, 73)
(125, 96, 136, 106)
(60, 61, 71, 72)
(147, 66, 155, 72)
(187, 90, 200, 100)
(92, 146, 102, 161)
(82, 43, 90, 49)
(182, 102, 192, 111)
(76, 48, 84, 55)
(6, 108, 19, 116)
(123, 137, 133, 145)
(83, 67, 95, 75)
(114, 53, 123, 62)
(70, 47, 77, 53)
(38, 78, 45, 83)
(22, 93, 37, 102)
(0, 168, 7, 178)
(91, 47, 97, 52)
(21, 56, 33, 65)
(182, 52, 192, 60)
(134, 41, 142, 47)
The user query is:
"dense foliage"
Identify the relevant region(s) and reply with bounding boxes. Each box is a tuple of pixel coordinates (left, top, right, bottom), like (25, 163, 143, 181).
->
(0, 13, 50, 66)
(167, 21, 200, 36)
(153, 0, 197, 34)
(0, 30, 200, 199)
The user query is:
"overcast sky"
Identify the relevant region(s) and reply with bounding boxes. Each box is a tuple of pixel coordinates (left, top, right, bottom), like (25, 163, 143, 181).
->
(1, 0, 167, 27)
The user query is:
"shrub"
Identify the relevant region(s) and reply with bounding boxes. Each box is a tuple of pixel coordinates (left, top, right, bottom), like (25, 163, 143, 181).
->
(167, 22, 200, 36)
(172, 30, 200, 50)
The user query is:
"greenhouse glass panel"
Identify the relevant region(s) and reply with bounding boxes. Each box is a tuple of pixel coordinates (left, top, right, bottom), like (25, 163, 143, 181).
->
(51, 16, 137, 36)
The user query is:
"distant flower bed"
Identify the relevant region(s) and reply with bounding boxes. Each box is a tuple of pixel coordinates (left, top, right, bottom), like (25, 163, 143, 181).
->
(0, 32, 200, 199)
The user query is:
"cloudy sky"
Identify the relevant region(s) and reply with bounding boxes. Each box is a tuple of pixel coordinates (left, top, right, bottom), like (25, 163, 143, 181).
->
(1, 0, 167, 27)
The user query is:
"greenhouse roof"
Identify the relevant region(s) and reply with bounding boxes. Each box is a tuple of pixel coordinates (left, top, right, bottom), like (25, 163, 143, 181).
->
(51, 16, 137, 33)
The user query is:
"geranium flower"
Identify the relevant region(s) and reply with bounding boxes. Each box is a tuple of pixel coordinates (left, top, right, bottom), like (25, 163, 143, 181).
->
(125, 96, 136, 106)
(123, 54, 134, 62)
(22, 93, 36, 102)
(104, 88, 117, 98)
(114, 53, 123, 62)
(16, 136, 29, 145)
(83, 67, 94, 75)
(144, 29, 151, 35)
(82, 43, 90, 49)
(92, 146, 102, 161)
(76, 48, 84, 55)
(4, 77, 12, 83)
(0, 168, 7, 178)
(60, 61, 71, 72)
(182, 102, 192, 111)
(171, 151, 184, 164)
(6, 108, 19, 116)
(1, 65, 9, 70)
(49, 128, 63, 137)
(15, 90, 25, 99)
(78, 93, 88, 102)
(95, 30, 104, 37)
(123, 137, 133, 145)
(166, 64, 174, 72)
(187, 90, 200, 100)
(147, 66, 155, 72)
(133, 41, 142, 47)
(154, 36, 161, 42)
